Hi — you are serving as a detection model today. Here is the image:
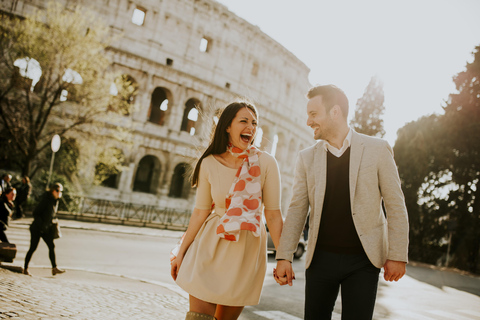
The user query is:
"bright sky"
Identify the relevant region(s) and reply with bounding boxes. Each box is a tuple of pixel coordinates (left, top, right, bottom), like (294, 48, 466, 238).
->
(216, 0, 480, 145)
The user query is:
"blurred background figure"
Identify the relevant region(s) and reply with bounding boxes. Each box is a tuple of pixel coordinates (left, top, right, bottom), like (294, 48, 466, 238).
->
(1, 174, 13, 195)
(13, 176, 32, 220)
(0, 187, 16, 243)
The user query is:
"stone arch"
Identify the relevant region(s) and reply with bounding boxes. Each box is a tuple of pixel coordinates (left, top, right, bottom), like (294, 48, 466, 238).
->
(276, 132, 287, 164)
(287, 136, 298, 165)
(147, 87, 173, 126)
(133, 155, 161, 194)
(254, 127, 263, 148)
(180, 98, 202, 135)
(94, 147, 125, 189)
(259, 125, 272, 152)
(168, 162, 192, 199)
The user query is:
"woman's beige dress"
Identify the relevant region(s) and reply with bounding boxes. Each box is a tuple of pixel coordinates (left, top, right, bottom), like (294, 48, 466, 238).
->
(176, 153, 281, 306)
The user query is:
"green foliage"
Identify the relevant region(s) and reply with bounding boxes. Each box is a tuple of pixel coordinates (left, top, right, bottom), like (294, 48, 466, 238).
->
(350, 76, 386, 138)
(94, 147, 126, 187)
(0, 2, 134, 177)
(394, 45, 480, 273)
(109, 74, 139, 116)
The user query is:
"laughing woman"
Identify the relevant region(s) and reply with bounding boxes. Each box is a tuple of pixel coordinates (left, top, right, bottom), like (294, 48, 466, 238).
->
(170, 101, 284, 320)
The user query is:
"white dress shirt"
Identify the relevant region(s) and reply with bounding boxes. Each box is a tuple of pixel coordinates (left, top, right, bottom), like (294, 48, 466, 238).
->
(323, 128, 352, 157)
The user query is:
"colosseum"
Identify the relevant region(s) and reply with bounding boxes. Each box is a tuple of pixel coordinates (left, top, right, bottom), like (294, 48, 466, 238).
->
(2, 0, 313, 219)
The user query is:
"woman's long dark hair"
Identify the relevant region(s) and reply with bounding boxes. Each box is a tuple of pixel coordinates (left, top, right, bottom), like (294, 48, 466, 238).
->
(191, 100, 258, 187)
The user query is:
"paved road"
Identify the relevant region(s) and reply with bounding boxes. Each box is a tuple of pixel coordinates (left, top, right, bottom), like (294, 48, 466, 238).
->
(3, 219, 480, 320)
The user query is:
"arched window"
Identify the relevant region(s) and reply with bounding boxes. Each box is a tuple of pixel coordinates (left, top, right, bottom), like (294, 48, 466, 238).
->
(94, 148, 125, 188)
(254, 127, 263, 148)
(276, 133, 287, 164)
(148, 87, 170, 125)
(169, 163, 192, 199)
(133, 155, 161, 194)
(259, 125, 271, 152)
(271, 134, 279, 157)
(181, 99, 201, 135)
(287, 137, 297, 165)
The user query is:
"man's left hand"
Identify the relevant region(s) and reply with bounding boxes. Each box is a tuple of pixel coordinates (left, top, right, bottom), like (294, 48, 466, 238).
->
(383, 260, 406, 282)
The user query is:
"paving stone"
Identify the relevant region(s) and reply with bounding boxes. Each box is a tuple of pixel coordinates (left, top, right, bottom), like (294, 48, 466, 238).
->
(0, 268, 188, 319)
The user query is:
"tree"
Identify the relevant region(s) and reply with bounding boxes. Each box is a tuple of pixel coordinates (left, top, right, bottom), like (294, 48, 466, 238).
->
(394, 115, 450, 264)
(439, 45, 480, 272)
(350, 76, 386, 138)
(0, 2, 134, 178)
(394, 45, 480, 273)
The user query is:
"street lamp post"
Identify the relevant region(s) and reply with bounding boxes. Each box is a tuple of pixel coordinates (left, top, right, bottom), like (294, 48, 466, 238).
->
(47, 134, 61, 189)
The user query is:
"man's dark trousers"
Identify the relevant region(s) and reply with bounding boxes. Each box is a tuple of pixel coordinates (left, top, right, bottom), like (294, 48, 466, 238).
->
(305, 250, 380, 320)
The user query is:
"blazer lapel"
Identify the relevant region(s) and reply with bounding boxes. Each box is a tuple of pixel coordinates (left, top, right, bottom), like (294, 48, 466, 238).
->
(314, 142, 327, 222)
(349, 131, 365, 209)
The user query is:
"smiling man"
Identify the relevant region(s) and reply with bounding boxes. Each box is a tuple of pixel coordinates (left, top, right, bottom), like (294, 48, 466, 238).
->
(274, 85, 409, 320)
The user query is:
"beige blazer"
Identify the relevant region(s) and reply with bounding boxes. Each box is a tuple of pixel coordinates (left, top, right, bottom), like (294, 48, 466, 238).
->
(276, 130, 409, 269)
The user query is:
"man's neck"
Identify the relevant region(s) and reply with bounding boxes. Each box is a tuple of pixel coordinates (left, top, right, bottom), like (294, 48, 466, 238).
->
(326, 126, 350, 149)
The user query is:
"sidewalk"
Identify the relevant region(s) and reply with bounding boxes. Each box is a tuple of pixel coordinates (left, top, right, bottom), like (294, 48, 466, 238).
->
(0, 218, 188, 319)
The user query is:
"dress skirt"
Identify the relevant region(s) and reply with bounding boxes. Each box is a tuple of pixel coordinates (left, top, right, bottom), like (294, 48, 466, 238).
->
(175, 210, 267, 306)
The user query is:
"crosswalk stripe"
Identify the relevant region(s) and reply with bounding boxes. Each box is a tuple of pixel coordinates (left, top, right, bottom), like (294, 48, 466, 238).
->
(391, 310, 437, 320)
(427, 310, 478, 320)
(459, 310, 480, 318)
(253, 311, 302, 320)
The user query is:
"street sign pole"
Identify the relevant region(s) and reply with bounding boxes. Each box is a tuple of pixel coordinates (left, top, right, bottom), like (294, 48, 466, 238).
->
(47, 134, 61, 189)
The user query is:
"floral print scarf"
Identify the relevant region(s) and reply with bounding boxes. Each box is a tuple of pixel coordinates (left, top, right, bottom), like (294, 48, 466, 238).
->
(216, 144, 262, 242)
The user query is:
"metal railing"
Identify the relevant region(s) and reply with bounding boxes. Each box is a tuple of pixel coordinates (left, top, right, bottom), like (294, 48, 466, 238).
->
(58, 197, 191, 230)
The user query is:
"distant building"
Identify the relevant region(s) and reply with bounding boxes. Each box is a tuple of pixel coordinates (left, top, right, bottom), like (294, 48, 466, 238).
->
(2, 0, 313, 213)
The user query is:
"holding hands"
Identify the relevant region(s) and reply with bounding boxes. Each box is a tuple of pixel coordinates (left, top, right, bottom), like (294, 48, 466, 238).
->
(274, 260, 295, 286)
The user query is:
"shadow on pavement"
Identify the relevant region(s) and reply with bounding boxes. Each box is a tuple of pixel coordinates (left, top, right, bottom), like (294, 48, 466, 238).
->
(406, 263, 480, 297)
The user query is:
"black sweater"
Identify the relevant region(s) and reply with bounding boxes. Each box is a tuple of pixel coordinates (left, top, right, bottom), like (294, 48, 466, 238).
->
(316, 148, 364, 254)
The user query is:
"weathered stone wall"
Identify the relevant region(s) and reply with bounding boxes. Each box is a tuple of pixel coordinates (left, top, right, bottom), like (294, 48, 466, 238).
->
(2, 0, 314, 213)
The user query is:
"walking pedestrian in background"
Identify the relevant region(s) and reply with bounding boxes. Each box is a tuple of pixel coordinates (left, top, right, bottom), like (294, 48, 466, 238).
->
(170, 101, 284, 320)
(0, 187, 16, 243)
(13, 176, 32, 220)
(0, 174, 12, 195)
(23, 182, 65, 276)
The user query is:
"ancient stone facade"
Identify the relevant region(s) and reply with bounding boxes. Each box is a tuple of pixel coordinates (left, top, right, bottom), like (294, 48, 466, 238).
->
(3, 0, 313, 213)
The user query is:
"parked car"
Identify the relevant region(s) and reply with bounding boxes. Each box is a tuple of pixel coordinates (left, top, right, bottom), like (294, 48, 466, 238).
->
(266, 225, 307, 259)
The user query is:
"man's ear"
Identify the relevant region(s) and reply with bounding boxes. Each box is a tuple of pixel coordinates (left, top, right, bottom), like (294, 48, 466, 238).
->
(330, 105, 340, 118)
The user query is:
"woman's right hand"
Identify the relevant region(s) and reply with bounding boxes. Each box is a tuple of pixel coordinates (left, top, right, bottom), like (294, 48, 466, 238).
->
(170, 254, 183, 281)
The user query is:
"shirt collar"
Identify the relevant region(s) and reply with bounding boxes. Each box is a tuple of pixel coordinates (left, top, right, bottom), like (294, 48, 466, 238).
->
(323, 128, 352, 157)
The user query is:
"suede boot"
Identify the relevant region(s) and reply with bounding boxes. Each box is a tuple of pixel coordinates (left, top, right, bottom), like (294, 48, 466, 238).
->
(185, 311, 216, 320)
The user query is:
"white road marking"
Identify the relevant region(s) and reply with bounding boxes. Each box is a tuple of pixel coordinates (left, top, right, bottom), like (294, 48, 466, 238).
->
(459, 309, 480, 318)
(427, 309, 478, 320)
(390, 310, 438, 320)
(253, 311, 302, 320)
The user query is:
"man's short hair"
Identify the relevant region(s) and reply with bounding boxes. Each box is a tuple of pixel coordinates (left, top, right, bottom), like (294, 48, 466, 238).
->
(49, 182, 63, 193)
(306, 84, 349, 118)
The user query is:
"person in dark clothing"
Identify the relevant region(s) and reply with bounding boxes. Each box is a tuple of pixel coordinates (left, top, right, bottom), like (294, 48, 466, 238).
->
(23, 182, 65, 276)
(13, 176, 32, 220)
(0, 187, 16, 243)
